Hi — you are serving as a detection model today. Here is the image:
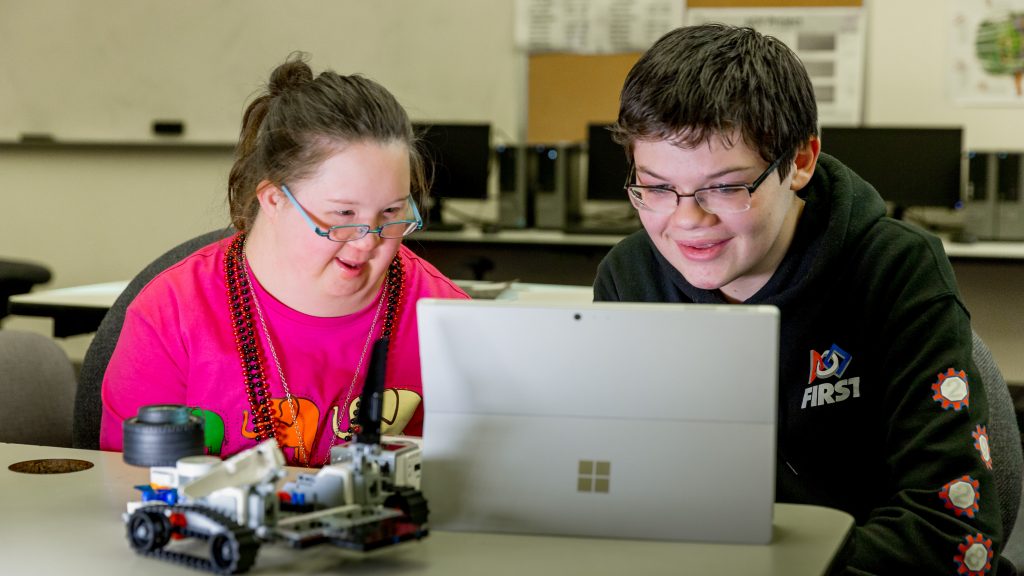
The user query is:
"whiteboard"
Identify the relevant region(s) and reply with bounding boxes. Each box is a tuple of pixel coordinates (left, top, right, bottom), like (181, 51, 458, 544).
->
(0, 0, 523, 143)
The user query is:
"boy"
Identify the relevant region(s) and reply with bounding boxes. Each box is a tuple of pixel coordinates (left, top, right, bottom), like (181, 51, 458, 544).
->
(594, 23, 1012, 574)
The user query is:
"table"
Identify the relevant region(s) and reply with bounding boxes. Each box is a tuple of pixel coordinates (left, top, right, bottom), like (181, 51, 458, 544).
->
(6, 280, 127, 337)
(6, 280, 593, 338)
(942, 239, 1024, 260)
(0, 443, 853, 575)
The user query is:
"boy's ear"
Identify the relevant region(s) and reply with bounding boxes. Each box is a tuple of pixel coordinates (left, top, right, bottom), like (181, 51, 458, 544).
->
(789, 137, 820, 192)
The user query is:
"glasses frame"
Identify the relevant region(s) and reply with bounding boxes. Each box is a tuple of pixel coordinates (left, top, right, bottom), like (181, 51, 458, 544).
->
(280, 184, 423, 243)
(624, 157, 782, 215)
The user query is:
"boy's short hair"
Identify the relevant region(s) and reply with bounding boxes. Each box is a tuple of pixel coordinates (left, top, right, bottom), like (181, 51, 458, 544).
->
(612, 24, 818, 180)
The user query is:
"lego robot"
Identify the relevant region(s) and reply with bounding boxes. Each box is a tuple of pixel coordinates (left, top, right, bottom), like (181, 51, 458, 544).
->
(121, 340, 429, 574)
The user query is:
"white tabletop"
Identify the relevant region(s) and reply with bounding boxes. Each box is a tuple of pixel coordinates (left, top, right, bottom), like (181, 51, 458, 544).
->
(8, 280, 593, 311)
(7, 280, 128, 308)
(0, 443, 853, 576)
(941, 239, 1024, 260)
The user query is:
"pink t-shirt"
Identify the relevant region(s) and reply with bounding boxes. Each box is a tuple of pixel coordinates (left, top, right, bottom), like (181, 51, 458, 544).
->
(100, 236, 467, 466)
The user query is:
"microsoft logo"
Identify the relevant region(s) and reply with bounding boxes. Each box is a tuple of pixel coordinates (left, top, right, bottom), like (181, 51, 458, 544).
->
(577, 460, 611, 493)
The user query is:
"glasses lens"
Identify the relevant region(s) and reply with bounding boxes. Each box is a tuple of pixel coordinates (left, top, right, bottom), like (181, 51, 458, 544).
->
(628, 187, 677, 213)
(327, 226, 369, 242)
(379, 221, 418, 239)
(697, 187, 752, 214)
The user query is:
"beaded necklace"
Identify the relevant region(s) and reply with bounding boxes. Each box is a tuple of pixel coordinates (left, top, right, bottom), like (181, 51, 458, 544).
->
(224, 232, 403, 466)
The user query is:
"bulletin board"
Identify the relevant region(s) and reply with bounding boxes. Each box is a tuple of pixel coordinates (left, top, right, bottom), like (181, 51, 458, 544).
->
(526, 0, 864, 143)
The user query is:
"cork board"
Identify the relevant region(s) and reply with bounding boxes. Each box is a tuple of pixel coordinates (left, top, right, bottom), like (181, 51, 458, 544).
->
(527, 53, 641, 143)
(526, 0, 864, 143)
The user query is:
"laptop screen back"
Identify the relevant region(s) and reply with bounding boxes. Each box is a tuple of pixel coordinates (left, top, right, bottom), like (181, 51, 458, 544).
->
(417, 299, 779, 544)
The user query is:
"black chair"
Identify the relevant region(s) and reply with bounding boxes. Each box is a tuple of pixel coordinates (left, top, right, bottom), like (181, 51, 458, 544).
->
(974, 332, 1023, 531)
(72, 227, 234, 449)
(0, 259, 52, 322)
(975, 331, 1024, 572)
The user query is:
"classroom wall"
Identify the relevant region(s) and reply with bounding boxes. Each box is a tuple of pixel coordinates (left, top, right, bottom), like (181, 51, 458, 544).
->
(863, 1, 1024, 148)
(0, 0, 524, 143)
(3, 0, 1024, 376)
(0, 0, 522, 289)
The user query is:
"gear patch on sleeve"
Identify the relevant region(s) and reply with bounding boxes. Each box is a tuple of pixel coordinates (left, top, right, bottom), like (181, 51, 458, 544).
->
(932, 368, 970, 411)
(973, 425, 993, 470)
(954, 533, 993, 575)
(939, 475, 981, 518)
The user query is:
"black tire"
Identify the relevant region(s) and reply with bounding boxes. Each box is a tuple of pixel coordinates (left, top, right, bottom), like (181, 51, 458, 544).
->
(384, 488, 430, 525)
(207, 528, 260, 575)
(127, 508, 170, 552)
(209, 532, 238, 573)
(122, 405, 204, 467)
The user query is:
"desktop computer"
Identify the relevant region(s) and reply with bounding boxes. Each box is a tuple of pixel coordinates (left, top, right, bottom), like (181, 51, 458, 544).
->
(497, 144, 533, 229)
(497, 143, 583, 231)
(964, 152, 996, 239)
(964, 152, 1024, 241)
(996, 153, 1024, 240)
(530, 144, 582, 230)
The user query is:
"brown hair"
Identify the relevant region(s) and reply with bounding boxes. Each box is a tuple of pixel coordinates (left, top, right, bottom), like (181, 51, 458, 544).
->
(613, 24, 818, 180)
(228, 52, 426, 231)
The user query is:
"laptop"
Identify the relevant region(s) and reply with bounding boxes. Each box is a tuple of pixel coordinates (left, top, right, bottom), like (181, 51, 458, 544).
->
(416, 299, 780, 545)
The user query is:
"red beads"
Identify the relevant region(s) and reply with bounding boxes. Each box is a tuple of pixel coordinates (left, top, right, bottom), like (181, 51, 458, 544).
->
(224, 232, 405, 455)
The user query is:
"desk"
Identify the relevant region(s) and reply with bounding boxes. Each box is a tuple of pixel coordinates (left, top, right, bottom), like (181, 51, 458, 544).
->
(942, 239, 1024, 260)
(410, 227, 1024, 283)
(0, 443, 852, 575)
(6, 280, 127, 337)
(5, 281, 593, 338)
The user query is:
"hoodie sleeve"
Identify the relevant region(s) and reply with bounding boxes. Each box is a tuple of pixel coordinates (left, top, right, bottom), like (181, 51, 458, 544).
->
(840, 234, 1010, 574)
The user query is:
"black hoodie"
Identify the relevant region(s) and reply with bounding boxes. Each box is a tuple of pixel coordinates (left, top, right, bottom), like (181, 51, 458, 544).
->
(594, 153, 1011, 574)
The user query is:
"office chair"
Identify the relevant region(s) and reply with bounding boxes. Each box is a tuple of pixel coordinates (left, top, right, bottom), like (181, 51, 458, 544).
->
(0, 330, 77, 447)
(975, 331, 1024, 572)
(0, 258, 52, 322)
(72, 227, 234, 449)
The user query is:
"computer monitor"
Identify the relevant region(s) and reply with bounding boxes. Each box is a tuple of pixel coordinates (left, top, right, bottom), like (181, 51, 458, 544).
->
(566, 124, 640, 235)
(414, 123, 491, 231)
(586, 124, 630, 201)
(820, 127, 963, 218)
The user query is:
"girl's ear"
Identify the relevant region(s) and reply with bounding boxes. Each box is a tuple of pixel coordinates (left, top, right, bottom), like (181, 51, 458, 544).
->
(255, 181, 286, 219)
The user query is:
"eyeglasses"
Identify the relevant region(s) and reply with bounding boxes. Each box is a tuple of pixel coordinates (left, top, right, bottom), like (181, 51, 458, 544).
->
(281, 185, 423, 243)
(624, 158, 782, 215)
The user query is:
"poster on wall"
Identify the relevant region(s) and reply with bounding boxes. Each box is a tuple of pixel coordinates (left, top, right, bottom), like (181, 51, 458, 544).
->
(515, 0, 684, 54)
(684, 7, 866, 126)
(950, 0, 1024, 105)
